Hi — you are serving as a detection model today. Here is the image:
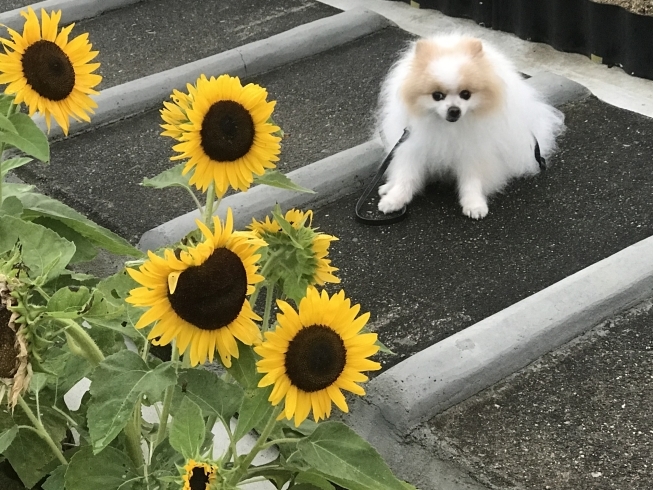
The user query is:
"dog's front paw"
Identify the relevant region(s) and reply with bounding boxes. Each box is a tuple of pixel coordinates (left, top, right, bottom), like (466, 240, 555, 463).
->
(461, 197, 489, 219)
(378, 183, 391, 197)
(378, 190, 410, 214)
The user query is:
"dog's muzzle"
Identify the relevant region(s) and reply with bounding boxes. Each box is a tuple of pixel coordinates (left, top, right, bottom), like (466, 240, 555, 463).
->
(446, 106, 461, 122)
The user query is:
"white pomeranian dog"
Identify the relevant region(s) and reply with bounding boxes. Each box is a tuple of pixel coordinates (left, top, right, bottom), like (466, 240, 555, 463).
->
(376, 33, 565, 219)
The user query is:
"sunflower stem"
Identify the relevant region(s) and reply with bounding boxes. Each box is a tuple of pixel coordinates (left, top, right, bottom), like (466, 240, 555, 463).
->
(261, 283, 275, 333)
(185, 186, 204, 215)
(61, 319, 104, 367)
(218, 414, 238, 463)
(124, 402, 145, 470)
(17, 395, 68, 466)
(227, 405, 283, 486)
(249, 250, 284, 309)
(153, 343, 179, 450)
(202, 181, 216, 230)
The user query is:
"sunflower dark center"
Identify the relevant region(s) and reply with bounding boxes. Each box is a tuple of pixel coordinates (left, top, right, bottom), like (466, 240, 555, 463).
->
(168, 248, 247, 331)
(188, 466, 210, 490)
(284, 325, 347, 392)
(200, 100, 255, 162)
(0, 307, 18, 378)
(22, 40, 75, 101)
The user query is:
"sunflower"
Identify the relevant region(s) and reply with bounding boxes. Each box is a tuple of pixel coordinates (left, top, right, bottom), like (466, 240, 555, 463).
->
(181, 459, 217, 490)
(0, 275, 31, 409)
(168, 74, 281, 197)
(249, 208, 340, 288)
(126, 209, 266, 367)
(255, 287, 381, 426)
(160, 85, 195, 141)
(0, 7, 102, 135)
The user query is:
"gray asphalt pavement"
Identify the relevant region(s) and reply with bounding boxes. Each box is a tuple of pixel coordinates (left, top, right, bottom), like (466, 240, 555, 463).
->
(429, 299, 653, 489)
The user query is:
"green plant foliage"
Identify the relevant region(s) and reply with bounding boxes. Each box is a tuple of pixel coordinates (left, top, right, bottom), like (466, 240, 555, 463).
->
(0, 156, 32, 177)
(169, 396, 205, 459)
(178, 369, 243, 420)
(0, 214, 76, 280)
(253, 169, 315, 194)
(0, 67, 413, 490)
(87, 350, 176, 453)
(5, 186, 141, 258)
(1, 112, 50, 162)
(142, 162, 192, 190)
(65, 446, 142, 490)
(295, 422, 409, 490)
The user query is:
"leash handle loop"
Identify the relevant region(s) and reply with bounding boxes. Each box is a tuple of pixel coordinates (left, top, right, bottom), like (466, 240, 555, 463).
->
(355, 129, 409, 225)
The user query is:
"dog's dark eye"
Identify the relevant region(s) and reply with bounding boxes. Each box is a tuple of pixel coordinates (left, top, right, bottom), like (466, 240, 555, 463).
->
(432, 92, 445, 101)
(459, 90, 471, 100)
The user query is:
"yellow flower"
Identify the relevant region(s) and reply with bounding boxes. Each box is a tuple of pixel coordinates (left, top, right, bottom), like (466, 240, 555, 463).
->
(126, 210, 265, 367)
(182, 459, 217, 490)
(255, 288, 381, 426)
(167, 74, 281, 197)
(0, 7, 102, 135)
(0, 275, 31, 409)
(249, 209, 340, 287)
(160, 85, 195, 141)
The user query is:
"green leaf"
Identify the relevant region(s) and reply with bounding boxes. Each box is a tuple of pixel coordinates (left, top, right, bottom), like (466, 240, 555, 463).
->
(294, 472, 336, 490)
(1, 112, 50, 162)
(0, 195, 23, 216)
(0, 425, 18, 453)
(87, 350, 176, 453)
(169, 397, 205, 460)
(253, 169, 315, 194)
(65, 446, 141, 490)
(0, 214, 76, 279)
(296, 421, 407, 490)
(42, 463, 66, 490)
(46, 286, 92, 316)
(9, 190, 141, 257)
(3, 428, 55, 487)
(226, 343, 261, 390)
(0, 112, 18, 134)
(141, 162, 191, 190)
(1, 156, 32, 177)
(29, 372, 48, 394)
(178, 369, 243, 420)
(33, 217, 98, 263)
(233, 385, 273, 442)
(0, 94, 16, 116)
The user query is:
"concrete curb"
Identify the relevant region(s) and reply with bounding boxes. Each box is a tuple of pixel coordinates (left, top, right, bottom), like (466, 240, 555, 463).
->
(36, 8, 391, 138)
(364, 234, 653, 433)
(138, 72, 589, 251)
(0, 0, 143, 30)
(138, 139, 385, 251)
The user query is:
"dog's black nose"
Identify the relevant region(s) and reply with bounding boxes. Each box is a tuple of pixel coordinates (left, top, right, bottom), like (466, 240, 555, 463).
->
(446, 106, 461, 122)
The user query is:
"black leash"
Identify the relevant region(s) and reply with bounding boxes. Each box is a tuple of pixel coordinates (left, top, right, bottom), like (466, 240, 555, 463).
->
(355, 129, 410, 225)
(355, 130, 546, 225)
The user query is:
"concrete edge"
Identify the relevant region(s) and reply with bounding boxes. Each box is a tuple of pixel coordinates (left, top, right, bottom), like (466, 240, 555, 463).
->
(138, 139, 385, 251)
(35, 7, 391, 138)
(138, 71, 589, 251)
(366, 234, 653, 434)
(339, 399, 490, 490)
(0, 0, 143, 30)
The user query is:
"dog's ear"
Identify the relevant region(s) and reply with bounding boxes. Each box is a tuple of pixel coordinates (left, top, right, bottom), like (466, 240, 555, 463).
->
(414, 39, 438, 61)
(464, 38, 484, 57)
